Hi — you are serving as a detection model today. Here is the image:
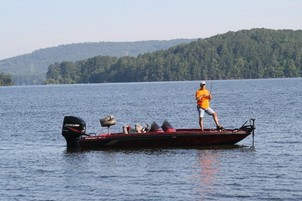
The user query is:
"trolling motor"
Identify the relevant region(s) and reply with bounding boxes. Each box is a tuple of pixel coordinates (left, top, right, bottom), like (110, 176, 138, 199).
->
(240, 118, 256, 132)
(62, 116, 86, 148)
(240, 118, 256, 145)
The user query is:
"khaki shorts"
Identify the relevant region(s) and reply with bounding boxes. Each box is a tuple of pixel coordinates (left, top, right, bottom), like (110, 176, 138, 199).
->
(197, 105, 215, 118)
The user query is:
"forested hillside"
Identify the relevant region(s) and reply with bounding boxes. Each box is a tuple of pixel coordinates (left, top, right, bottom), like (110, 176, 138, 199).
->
(45, 28, 302, 84)
(0, 39, 193, 85)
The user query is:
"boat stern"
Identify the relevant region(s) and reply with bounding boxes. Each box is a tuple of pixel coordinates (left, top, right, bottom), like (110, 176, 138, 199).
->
(62, 116, 86, 148)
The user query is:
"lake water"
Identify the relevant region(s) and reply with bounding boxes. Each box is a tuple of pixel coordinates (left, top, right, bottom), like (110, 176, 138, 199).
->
(1, 78, 301, 200)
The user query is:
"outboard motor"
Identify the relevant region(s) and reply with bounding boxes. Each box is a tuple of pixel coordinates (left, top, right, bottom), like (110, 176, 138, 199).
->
(62, 116, 86, 148)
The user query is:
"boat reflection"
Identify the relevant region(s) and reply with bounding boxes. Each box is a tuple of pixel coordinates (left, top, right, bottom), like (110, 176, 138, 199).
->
(198, 150, 219, 190)
(194, 145, 255, 200)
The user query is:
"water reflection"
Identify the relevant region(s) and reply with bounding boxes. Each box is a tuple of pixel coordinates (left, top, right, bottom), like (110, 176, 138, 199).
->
(197, 150, 220, 193)
(194, 145, 256, 200)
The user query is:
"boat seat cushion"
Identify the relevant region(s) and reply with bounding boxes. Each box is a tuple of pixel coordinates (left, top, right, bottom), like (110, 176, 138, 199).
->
(161, 120, 176, 132)
(100, 115, 116, 127)
(150, 122, 163, 132)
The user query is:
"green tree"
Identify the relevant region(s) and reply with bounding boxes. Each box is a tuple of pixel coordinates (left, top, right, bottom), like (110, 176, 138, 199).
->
(0, 72, 14, 86)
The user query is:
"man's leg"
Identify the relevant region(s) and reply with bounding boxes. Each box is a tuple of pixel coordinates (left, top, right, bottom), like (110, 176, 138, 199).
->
(212, 112, 223, 129)
(199, 117, 204, 130)
(212, 112, 219, 127)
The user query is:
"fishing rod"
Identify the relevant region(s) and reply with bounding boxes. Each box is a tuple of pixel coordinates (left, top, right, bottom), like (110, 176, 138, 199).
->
(209, 80, 213, 95)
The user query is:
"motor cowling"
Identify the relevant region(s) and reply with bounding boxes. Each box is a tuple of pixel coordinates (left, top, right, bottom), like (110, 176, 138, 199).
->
(62, 116, 86, 148)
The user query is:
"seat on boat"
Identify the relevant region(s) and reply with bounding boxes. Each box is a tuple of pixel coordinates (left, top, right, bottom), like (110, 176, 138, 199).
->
(149, 122, 163, 133)
(122, 125, 130, 134)
(100, 115, 116, 134)
(161, 120, 176, 132)
(135, 124, 144, 133)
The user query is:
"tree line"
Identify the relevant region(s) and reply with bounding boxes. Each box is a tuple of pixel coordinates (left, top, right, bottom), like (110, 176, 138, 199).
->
(45, 28, 302, 84)
(1, 39, 193, 85)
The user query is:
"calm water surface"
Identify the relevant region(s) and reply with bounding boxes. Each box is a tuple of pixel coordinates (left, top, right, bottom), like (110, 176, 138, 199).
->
(1, 78, 301, 200)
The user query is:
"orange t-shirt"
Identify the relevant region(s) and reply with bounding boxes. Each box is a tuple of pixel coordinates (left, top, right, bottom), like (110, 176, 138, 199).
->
(196, 88, 211, 109)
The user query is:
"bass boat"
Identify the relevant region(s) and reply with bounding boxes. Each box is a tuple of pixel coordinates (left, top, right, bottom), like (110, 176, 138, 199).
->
(62, 115, 255, 149)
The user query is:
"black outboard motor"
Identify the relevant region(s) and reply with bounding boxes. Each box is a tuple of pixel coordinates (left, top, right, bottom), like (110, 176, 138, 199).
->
(62, 116, 86, 148)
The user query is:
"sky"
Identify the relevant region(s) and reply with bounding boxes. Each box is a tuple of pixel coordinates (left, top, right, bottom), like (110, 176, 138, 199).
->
(1, 0, 302, 60)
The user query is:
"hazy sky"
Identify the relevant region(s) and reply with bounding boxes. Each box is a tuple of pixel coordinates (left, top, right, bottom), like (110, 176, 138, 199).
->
(1, 0, 301, 60)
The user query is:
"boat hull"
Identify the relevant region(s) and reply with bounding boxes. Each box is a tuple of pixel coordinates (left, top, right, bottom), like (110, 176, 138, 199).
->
(77, 129, 252, 149)
(62, 116, 255, 149)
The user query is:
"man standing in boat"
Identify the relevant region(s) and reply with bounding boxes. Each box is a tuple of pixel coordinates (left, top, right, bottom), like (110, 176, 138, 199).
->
(195, 81, 223, 130)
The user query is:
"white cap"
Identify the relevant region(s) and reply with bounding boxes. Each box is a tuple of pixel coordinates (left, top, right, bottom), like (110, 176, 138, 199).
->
(200, 81, 206, 86)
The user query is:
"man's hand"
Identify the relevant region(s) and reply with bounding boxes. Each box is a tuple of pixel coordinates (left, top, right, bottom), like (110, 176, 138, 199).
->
(197, 95, 204, 100)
